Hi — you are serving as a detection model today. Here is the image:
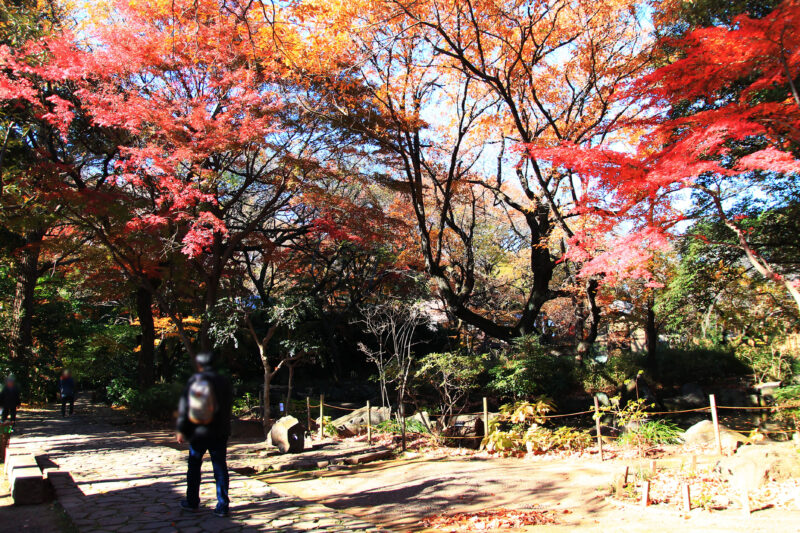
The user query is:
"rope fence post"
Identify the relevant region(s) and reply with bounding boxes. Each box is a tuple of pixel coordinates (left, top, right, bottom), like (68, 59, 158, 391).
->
(306, 396, 311, 431)
(319, 394, 324, 440)
(594, 396, 604, 461)
(367, 400, 372, 446)
(482, 397, 488, 437)
(709, 394, 722, 455)
(682, 484, 691, 513)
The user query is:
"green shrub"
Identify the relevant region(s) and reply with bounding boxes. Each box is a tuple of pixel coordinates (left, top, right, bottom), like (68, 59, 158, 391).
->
(652, 345, 748, 384)
(320, 416, 338, 437)
(774, 385, 800, 427)
(233, 392, 259, 418)
(482, 429, 522, 452)
(488, 336, 575, 400)
(375, 417, 430, 434)
(106, 378, 138, 407)
(619, 419, 683, 447)
(524, 425, 592, 452)
(130, 382, 184, 420)
(736, 343, 793, 383)
(577, 350, 645, 390)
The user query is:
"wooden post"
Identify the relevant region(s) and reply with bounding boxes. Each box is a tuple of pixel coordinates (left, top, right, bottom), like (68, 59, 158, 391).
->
(641, 481, 650, 507)
(594, 396, 604, 461)
(710, 394, 723, 455)
(319, 394, 324, 440)
(650, 459, 657, 475)
(367, 400, 372, 446)
(306, 397, 311, 431)
(691, 455, 697, 472)
(482, 397, 489, 437)
(616, 466, 629, 495)
(400, 402, 406, 452)
(682, 484, 691, 512)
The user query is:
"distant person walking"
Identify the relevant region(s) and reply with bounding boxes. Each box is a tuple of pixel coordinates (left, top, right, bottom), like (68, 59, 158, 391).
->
(0, 375, 21, 423)
(176, 352, 233, 517)
(59, 370, 75, 417)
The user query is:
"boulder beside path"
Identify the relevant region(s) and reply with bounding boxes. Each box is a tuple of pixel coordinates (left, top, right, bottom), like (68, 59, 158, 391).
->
(269, 415, 305, 454)
(329, 405, 390, 437)
(683, 420, 746, 451)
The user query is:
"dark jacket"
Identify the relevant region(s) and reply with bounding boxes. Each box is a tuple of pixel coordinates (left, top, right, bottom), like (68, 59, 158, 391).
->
(60, 377, 75, 398)
(0, 385, 21, 409)
(177, 370, 232, 445)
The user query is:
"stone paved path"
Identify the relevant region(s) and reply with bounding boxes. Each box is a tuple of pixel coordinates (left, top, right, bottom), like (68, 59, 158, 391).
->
(11, 403, 386, 533)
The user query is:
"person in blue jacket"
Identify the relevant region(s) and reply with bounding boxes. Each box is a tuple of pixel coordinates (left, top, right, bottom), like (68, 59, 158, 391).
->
(59, 369, 75, 417)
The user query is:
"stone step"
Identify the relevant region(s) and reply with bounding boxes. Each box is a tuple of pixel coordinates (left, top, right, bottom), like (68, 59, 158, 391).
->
(4, 452, 38, 476)
(9, 462, 45, 505)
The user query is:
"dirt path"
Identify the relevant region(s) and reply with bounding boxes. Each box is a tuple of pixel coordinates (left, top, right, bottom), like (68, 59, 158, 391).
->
(260, 453, 800, 532)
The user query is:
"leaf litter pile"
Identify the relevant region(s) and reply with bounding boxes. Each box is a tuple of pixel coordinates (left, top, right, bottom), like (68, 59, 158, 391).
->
(421, 508, 557, 531)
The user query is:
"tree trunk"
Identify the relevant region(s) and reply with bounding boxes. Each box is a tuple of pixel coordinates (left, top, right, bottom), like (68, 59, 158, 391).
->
(575, 279, 601, 365)
(9, 230, 44, 362)
(645, 296, 658, 372)
(135, 286, 156, 389)
(285, 360, 296, 417)
(262, 363, 273, 439)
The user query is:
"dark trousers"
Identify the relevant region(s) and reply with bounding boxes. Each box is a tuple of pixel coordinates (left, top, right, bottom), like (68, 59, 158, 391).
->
(186, 440, 229, 512)
(1, 407, 16, 423)
(61, 395, 74, 416)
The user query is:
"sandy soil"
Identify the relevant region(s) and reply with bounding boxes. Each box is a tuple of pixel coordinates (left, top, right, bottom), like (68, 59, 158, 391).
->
(78, 403, 800, 532)
(258, 452, 800, 532)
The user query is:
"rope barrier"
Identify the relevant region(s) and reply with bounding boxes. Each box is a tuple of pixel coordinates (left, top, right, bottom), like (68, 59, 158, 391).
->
(716, 404, 795, 410)
(306, 401, 797, 423)
(647, 407, 710, 415)
(322, 403, 362, 411)
(541, 410, 594, 419)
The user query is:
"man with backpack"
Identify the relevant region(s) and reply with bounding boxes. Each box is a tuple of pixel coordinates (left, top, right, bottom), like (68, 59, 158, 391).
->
(0, 375, 21, 423)
(176, 352, 233, 517)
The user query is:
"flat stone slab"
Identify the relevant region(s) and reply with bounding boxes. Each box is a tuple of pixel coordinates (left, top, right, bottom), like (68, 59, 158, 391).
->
(11, 401, 386, 532)
(9, 463, 45, 505)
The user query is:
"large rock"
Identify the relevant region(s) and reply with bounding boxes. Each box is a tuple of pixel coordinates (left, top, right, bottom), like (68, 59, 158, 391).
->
(683, 420, 746, 451)
(406, 411, 433, 432)
(330, 406, 390, 436)
(717, 443, 800, 488)
(268, 416, 305, 454)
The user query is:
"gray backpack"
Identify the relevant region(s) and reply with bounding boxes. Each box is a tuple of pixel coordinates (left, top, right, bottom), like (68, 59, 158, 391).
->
(188, 376, 216, 425)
